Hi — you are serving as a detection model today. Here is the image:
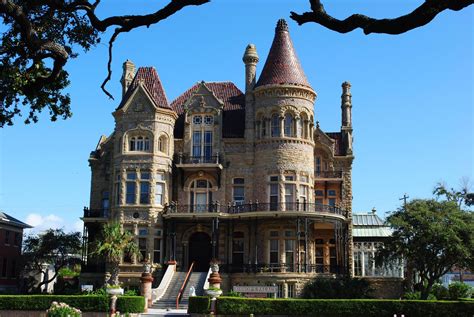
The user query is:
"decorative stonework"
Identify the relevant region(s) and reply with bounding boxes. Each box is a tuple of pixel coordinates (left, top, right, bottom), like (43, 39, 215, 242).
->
(254, 85, 316, 102)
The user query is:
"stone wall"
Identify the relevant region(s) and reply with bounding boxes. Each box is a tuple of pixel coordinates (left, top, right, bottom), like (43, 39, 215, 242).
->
(364, 277, 404, 299)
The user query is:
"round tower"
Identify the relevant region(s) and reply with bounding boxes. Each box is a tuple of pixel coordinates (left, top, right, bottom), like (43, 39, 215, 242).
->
(252, 19, 317, 207)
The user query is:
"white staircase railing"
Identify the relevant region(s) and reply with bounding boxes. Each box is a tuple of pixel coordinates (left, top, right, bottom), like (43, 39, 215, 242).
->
(152, 263, 176, 303)
(202, 266, 212, 292)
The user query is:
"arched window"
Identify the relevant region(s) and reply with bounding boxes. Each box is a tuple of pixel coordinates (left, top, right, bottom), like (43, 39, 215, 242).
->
(158, 135, 168, 154)
(189, 179, 213, 212)
(284, 114, 293, 137)
(129, 136, 150, 152)
(300, 117, 305, 138)
(271, 114, 280, 137)
(261, 119, 267, 137)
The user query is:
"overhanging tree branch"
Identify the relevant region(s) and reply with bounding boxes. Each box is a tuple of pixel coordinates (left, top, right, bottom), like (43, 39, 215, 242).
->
(290, 0, 474, 35)
(0, 0, 209, 126)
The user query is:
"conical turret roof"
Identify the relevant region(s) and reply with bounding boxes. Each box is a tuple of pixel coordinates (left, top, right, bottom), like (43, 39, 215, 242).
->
(256, 19, 311, 89)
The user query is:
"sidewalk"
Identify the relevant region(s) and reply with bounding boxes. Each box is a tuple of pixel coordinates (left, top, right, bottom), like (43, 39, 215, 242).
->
(140, 308, 189, 317)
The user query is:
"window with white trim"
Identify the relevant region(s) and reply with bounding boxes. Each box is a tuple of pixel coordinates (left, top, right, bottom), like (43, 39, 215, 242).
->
(155, 172, 165, 206)
(189, 179, 213, 212)
(126, 172, 137, 204)
(129, 136, 150, 152)
(233, 178, 245, 204)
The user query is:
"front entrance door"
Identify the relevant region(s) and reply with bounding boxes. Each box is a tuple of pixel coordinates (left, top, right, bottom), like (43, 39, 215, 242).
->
(189, 232, 212, 272)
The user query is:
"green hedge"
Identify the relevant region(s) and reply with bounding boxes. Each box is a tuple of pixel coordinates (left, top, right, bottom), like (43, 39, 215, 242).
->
(188, 296, 211, 314)
(115, 296, 145, 313)
(0, 295, 109, 312)
(214, 297, 474, 317)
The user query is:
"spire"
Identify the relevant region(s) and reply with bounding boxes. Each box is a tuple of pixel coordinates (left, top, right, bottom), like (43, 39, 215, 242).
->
(255, 19, 311, 89)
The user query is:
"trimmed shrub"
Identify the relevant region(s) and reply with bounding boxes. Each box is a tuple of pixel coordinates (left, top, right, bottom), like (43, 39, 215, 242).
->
(302, 277, 373, 299)
(188, 296, 210, 314)
(214, 297, 474, 317)
(449, 282, 472, 300)
(0, 295, 108, 312)
(431, 283, 449, 300)
(115, 296, 145, 313)
(402, 291, 436, 300)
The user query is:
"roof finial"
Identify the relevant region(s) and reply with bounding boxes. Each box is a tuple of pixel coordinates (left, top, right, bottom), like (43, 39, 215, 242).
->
(276, 19, 288, 32)
(372, 207, 377, 214)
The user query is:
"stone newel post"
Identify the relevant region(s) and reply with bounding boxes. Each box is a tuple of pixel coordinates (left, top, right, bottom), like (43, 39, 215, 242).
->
(140, 258, 154, 310)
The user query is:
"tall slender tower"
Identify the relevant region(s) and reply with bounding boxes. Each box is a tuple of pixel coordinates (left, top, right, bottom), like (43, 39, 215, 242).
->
(341, 82, 353, 155)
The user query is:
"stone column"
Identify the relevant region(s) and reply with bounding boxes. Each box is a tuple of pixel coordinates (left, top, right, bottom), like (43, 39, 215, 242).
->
(140, 261, 154, 310)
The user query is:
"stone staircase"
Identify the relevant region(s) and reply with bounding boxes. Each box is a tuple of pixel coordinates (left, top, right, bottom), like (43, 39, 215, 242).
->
(152, 271, 207, 310)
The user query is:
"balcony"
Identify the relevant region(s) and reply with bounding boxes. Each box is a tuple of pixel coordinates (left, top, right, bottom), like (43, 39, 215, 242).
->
(175, 154, 223, 170)
(163, 202, 347, 219)
(220, 263, 345, 275)
(314, 171, 343, 180)
(82, 207, 108, 221)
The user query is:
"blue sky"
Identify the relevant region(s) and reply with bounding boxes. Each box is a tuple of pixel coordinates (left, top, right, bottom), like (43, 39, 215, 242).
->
(0, 0, 472, 232)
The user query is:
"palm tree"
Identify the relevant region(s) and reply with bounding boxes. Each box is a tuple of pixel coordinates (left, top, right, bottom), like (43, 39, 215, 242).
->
(92, 222, 141, 286)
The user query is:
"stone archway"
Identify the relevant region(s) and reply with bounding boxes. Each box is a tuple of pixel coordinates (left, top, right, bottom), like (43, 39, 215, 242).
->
(188, 232, 212, 272)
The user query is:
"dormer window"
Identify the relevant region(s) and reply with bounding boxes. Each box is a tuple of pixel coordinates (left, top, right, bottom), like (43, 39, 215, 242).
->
(129, 136, 150, 152)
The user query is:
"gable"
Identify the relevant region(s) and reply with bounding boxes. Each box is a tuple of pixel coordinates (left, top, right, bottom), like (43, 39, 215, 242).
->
(183, 82, 224, 115)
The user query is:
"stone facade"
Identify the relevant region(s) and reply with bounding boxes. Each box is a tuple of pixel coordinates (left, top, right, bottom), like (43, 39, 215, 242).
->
(82, 19, 355, 297)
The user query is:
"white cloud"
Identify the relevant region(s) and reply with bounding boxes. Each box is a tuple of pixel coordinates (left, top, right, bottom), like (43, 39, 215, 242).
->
(25, 213, 65, 233)
(73, 220, 84, 233)
(26, 213, 44, 227)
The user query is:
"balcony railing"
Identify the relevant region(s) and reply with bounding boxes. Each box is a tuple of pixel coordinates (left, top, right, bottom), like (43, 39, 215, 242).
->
(219, 263, 345, 274)
(164, 202, 347, 217)
(83, 207, 108, 218)
(176, 154, 221, 165)
(315, 171, 343, 178)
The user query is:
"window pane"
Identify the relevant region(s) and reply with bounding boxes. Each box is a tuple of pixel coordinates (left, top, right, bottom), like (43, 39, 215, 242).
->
(271, 115, 280, 137)
(270, 176, 278, 182)
(144, 138, 150, 151)
(127, 172, 136, 180)
(192, 132, 202, 157)
(140, 182, 150, 204)
(155, 183, 163, 205)
(315, 190, 324, 197)
(233, 186, 245, 202)
(328, 190, 336, 196)
(156, 173, 165, 181)
(126, 182, 136, 204)
(233, 178, 244, 184)
(284, 114, 293, 137)
(141, 172, 150, 180)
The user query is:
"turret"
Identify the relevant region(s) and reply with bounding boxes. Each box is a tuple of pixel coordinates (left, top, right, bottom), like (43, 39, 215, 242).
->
(120, 59, 136, 97)
(242, 44, 259, 94)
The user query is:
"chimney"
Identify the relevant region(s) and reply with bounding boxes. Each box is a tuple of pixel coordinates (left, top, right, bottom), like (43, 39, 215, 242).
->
(120, 59, 136, 97)
(242, 44, 259, 93)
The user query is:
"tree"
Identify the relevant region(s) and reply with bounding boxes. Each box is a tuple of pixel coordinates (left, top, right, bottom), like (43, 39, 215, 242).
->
(0, 0, 208, 127)
(22, 229, 82, 293)
(433, 179, 474, 208)
(377, 198, 474, 299)
(291, 0, 474, 35)
(91, 222, 141, 286)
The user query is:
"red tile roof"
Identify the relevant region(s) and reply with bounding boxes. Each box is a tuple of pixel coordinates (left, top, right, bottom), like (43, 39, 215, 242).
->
(117, 67, 170, 110)
(171, 82, 245, 138)
(326, 132, 345, 156)
(256, 19, 311, 89)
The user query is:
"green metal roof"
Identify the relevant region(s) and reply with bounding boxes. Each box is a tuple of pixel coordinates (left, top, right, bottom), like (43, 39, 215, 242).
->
(353, 212, 392, 238)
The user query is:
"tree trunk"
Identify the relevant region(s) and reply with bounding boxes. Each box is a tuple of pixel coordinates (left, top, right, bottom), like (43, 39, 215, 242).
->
(109, 261, 120, 286)
(420, 280, 435, 300)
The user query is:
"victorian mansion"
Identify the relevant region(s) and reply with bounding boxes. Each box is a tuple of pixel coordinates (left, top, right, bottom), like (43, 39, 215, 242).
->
(82, 19, 355, 295)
